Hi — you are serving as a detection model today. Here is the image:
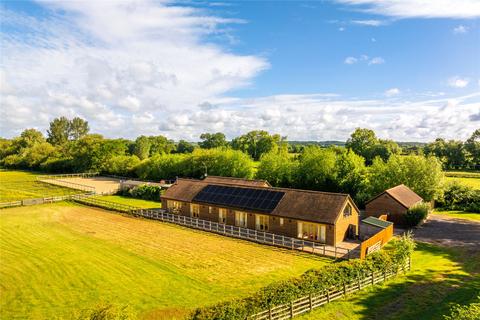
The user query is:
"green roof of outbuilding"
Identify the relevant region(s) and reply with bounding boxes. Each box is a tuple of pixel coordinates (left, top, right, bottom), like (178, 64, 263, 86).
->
(362, 216, 393, 229)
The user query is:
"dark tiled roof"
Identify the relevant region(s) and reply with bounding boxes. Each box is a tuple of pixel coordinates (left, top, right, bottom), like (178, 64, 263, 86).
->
(162, 178, 356, 224)
(203, 176, 271, 187)
(386, 184, 423, 208)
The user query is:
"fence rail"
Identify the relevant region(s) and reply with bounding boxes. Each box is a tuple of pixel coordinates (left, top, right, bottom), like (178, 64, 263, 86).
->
(0, 194, 91, 209)
(37, 178, 96, 193)
(36, 172, 99, 180)
(70, 194, 147, 212)
(130, 209, 352, 259)
(250, 259, 411, 320)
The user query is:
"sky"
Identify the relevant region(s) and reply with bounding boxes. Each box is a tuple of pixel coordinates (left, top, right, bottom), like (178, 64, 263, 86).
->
(0, 0, 479, 142)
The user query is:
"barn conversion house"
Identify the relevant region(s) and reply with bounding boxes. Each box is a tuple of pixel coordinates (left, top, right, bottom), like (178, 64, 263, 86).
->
(365, 184, 423, 225)
(161, 176, 359, 246)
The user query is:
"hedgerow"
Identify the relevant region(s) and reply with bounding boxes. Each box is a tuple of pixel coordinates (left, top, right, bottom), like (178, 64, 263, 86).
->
(189, 234, 415, 320)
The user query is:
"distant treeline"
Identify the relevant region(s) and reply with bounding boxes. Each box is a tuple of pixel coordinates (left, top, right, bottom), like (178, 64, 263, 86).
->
(0, 117, 478, 207)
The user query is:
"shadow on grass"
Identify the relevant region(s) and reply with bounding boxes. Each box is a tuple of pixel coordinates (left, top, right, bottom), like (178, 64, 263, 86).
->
(351, 242, 480, 320)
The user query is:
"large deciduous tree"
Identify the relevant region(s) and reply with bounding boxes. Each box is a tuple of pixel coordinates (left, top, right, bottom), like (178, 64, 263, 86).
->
(199, 132, 227, 149)
(47, 117, 70, 145)
(231, 130, 285, 161)
(69, 117, 90, 140)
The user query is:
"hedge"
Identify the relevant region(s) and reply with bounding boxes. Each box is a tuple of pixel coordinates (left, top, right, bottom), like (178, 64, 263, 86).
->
(118, 184, 163, 201)
(189, 234, 415, 320)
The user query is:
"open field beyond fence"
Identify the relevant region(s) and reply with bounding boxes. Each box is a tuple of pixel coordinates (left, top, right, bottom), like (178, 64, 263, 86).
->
(0, 171, 80, 202)
(0, 202, 328, 319)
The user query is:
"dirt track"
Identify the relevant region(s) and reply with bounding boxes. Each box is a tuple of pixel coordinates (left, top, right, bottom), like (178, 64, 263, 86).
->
(41, 177, 121, 195)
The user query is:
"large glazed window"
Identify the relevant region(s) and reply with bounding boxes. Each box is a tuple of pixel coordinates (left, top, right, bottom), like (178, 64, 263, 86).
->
(255, 214, 269, 231)
(297, 222, 326, 243)
(235, 211, 248, 227)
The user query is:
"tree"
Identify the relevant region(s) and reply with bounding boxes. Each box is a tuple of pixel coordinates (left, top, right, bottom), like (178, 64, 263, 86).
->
(295, 146, 337, 191)
(465, 129, 480, 168)
(133, 136, 151, 160)
(148, 135, 175, 155)
(257, 150, 297, 187)
(47, 117, 70, 145)
(103, 155, 141, 176)
(176, 140, 195, 153)
(345, 128, 378, 163)
(69, 117, 90, 140)
(334, 148, 368, 198)
(368, 154, 444, 202)
(199, 132, 227, 149)
(231, 130, 284, 161)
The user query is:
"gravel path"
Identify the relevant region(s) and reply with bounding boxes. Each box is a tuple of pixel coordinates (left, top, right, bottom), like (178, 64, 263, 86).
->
(397, 214, 480, 249)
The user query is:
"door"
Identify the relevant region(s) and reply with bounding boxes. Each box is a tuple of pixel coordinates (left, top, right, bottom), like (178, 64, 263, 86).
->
(235, 211, 247, 227)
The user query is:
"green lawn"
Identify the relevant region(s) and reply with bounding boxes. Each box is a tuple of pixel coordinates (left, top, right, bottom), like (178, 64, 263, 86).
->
(0, 202, 328, 319)
(94, 195, 162, 209)
(0, 170, 79, 202)
(433, 210, 480, 222)
(298, 242, 480, 320)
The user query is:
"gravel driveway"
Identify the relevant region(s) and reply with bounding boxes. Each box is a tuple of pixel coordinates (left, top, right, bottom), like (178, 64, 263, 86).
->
(396, 214, 480, 249)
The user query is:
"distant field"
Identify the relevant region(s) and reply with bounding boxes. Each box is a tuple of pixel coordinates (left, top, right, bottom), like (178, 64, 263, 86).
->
(444, 171, 480, 179)
(0, 202, 327, 319)
(0, 171, 79, 202)
(95, 195, 162, 209)
(445, 176, 480, 189)
(433, 210, 480, 222)
(298, 242, 480, 320)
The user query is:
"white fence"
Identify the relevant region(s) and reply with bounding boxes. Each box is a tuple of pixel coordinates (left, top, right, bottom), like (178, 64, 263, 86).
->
(250, 259, 411, 320)
(0, 194, 91, 209)
(132, 209, 353, 259)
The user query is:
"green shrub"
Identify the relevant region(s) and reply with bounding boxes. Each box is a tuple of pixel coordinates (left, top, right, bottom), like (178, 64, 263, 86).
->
(76, 302, 136, 320)
(443, 297, 480, 320)
(189, 235, 414, 320)
(405, 202, 430, 227)
(437, 182, 480, 213)
(119, 184, 162, 201)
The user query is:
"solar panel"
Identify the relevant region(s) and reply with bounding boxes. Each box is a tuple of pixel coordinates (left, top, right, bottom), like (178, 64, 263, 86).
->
(192, 184, 285, 213)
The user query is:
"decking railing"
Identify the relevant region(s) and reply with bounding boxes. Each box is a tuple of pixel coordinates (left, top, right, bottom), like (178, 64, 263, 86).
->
(130, 209, 353, 259)
(250, 258, 411, 320)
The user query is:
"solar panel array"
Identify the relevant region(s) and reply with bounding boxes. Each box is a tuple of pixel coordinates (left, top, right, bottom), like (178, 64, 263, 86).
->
(192, 184, 285, 213)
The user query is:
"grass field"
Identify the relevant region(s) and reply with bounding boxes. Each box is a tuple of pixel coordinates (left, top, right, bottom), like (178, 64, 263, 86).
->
(298, 242, 480, 320)
(445, 176, 480, 190)
(0, 202, 327, 319)
(0, 171, 79, 202)
(95, 195, 162, 209)
(433, 210, 480, 222)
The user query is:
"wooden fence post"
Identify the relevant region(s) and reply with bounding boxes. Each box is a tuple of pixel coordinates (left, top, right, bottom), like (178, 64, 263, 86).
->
(309, 293, 313, 311)
(269, 307, 272, 320)
(343, 283, 346, 295)
(371, 270, 374, 285)
(326, 290, 330, 303)
(383, 270, 387, 282)
(290, 300, 294, 318)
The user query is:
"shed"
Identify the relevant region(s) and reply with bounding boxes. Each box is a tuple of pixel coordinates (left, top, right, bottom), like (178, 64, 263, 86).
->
(365, 184, 423, 225)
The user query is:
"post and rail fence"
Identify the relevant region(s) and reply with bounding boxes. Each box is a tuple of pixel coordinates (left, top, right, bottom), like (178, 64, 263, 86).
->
(126, 208, 354, 259)
(249, 258, 411, 320)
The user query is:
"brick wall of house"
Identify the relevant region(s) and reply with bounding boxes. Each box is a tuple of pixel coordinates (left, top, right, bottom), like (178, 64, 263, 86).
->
(365, 193, 408, 225)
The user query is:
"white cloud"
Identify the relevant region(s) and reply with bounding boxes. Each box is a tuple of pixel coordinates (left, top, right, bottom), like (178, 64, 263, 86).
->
(448, 76, 470, 88)
(344, 56, 358, 64)
(368, 57, 385, 65)
(336, 0, 480, 19)
(345, 55, 385, 65)
(385, 88, 400, 97)
(351, 19, 385, 26)
(0, 1, 268, 138)
(453, 25, 469, 34)
(338, 27, 346, 31)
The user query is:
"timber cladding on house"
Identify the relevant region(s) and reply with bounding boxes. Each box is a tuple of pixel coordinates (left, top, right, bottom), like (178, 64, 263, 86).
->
(365, 184, 423, 226)
(161, 176, 360, 246)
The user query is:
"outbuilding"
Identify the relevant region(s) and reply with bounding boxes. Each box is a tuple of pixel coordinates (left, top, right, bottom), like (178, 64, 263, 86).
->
(365, 184, 423, 225)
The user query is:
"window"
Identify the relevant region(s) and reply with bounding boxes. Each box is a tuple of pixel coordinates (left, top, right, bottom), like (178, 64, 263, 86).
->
(255, 214, 269, 231)
(279, 218, 284, 226)
(167, 200, 181, 212)
(190, 204, 200, 218)
(219, 208, 227, 224)
(343, 204, 352, 217)
(235, 211, 248, 227)
(297, 222, 326, 243)
(208, 206, 213, 214)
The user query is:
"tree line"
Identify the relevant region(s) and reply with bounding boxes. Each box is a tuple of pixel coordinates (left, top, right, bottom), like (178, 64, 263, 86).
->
(0, 116, 478, 207)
